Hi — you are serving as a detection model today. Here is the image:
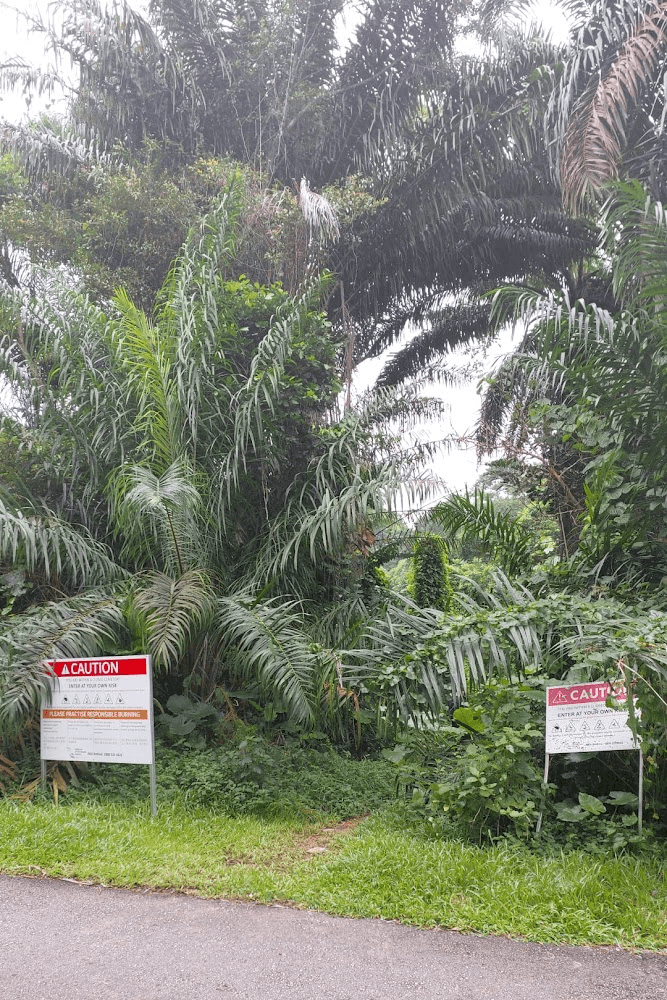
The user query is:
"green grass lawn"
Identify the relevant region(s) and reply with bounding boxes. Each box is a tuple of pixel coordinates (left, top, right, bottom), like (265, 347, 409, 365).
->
(1, 797, 666, 951)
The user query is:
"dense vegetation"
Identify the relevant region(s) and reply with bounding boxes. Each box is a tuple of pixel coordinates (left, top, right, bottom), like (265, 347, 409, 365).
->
(1, 0, 667, 886)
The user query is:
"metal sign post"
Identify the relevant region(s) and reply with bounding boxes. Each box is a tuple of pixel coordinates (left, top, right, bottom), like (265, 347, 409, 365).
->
(638, 749, 643, 835)
(537, 681, 642, 835)
(147, 654, 157, 817)
(40, 655, 157, 816)
(536, 753, 550, 835)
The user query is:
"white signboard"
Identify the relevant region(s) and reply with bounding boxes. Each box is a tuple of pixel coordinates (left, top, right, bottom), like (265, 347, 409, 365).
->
(546, 681, 639, 754)
(41, 655, 154, 765)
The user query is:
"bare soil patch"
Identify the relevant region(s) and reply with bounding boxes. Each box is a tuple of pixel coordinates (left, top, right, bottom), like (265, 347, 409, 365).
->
(302, 814, 368, 857)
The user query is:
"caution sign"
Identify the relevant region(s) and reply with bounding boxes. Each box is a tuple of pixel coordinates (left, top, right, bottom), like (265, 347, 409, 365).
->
(546, 682, 639, 754)
(41, 656, 154, 765)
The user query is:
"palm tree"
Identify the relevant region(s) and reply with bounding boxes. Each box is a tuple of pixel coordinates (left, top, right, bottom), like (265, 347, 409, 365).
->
(0, 178, 437, 730)
(332, 32, 594, 383)
(481, 180, 667, 583)
(3, 0, 461, 186)
(553, 0, 667, 212)
(1, 1, 593, 386)
(352, 0, 667, 382)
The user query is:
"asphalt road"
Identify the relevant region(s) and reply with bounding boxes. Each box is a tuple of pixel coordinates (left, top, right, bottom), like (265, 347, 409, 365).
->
(1, 874, 665, 1000)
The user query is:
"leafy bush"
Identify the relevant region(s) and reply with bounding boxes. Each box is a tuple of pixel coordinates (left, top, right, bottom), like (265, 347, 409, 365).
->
(61, 735, 396, 820)
(388, 680, 547, 843)
(386, 674, 656, 852)
(551, 790, 642, 852)
(156, 694, 223, 750)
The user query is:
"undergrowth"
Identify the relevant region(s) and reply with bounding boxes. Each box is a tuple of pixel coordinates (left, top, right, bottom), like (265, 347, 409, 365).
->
(2, 735, 396, 822)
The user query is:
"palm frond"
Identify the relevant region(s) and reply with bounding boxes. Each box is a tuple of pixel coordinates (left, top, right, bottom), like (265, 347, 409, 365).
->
(113, 459, 204, 575)
(602, 180, 667, 312)
(432, 490, 535, 576)
(0, 121, 105, 185)
(159, 188, 241, 454)
(354, 578, 667, 726)
(215, 594, 318, 725)
(133, 569, 214, 671)
(0, 281, 138, 513)
(558, 0, 667, 211)
(0, 588, 128, 726)
(316, 0, 458, 183)
(52, 0, 197, 152)
(240, 379, 445, 594)
(375, 302, 492, 387)
(351, 574, 547, 719)
(112, 289, 182, 473)
(298, 178, 340, 242)
(0, 495, 127, 588)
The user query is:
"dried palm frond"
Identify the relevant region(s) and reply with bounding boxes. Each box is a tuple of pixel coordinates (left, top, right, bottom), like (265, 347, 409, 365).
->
(298, 178, 340, 242)
(559, 0, 667, 211)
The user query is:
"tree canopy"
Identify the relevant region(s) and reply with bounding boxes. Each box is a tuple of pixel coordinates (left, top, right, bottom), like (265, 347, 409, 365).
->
(0, 0, 592, 380)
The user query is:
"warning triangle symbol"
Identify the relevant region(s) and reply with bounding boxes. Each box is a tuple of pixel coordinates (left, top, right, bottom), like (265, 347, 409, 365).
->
(116, 694, 124, 704)
(61, 665, 69, 675)
(580, 722, 590, 731)
(551, 690, 569, 705)
(594, 720, 605, 730)
(565, 722, 575, 732)
(105, 694, 112, 703)
(609, 718, 620, 729)
(73, 695, 80, 705)
(83, 694, 90, 704)
(94, 694, 101, 704)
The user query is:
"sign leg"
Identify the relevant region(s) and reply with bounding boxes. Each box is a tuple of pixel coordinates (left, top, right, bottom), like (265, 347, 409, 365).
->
(41, 759, 47, 794)
(536, 753, 550, 835)
(149, 761, 157, 817)
(638, 749, 643, 836)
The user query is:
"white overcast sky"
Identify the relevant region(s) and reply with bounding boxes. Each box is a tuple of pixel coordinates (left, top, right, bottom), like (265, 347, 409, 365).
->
(0, 1, 570, 498)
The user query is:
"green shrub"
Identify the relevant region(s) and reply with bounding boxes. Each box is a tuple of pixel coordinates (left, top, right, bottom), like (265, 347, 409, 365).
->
(387, 679, 547, 843)
(157, 694, 223, 750)
(62, 735, 396, 820)
(412, 536, 453, 612)
(386, 677, 653, 851)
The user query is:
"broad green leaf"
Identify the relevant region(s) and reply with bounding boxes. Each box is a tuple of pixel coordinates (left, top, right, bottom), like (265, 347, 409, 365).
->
(578, 792, 606, 815)
(453, 706, 485, 733)
(607, 791, 639, 807)
(554, 801, 587, 823)
(166, 694, 192, 713)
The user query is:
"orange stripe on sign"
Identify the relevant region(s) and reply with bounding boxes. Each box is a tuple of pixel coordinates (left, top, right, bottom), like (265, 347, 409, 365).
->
(42, 709, 148, 720)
